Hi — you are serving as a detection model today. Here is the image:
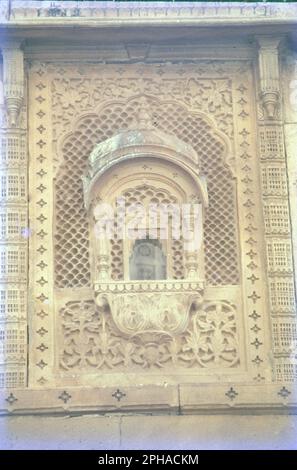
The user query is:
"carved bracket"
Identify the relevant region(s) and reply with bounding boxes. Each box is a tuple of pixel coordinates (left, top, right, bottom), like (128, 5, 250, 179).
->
(95, 281, 204, 343)
(1, 41, 24, 127)
(256, 36, 282, 120)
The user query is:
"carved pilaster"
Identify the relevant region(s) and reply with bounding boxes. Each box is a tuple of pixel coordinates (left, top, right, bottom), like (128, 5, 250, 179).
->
(255, 37, 297, 382)
(257, 36, 282, 120)
(96, 246, 111, 281)
(0, 43, 27, 389)
(1, 42, 24, 128)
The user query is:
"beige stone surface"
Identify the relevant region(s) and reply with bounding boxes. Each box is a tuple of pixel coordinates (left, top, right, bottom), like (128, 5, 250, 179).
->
(121, 415, 297, 450)
(0, 1, 296, 419)
(0, 414, 297, 450)
(26, 58, 268, 390)
(0, 415, 120, 450)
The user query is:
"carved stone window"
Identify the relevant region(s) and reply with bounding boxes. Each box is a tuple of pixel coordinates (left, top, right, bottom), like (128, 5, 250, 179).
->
(21, 54, 296, 406)
(54, 96, 238, 289)
(1, 3, 297, 421)
(82, 100, 208, 344)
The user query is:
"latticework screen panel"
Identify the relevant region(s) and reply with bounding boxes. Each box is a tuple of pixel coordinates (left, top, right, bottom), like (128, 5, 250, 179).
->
(54, 97, 239, 287)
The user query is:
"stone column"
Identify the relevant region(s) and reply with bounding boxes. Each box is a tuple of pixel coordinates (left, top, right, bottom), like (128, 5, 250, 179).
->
(282, 53, 297, 281)
(0, 41, 27, 389)
(283, 51, 297, 376)
(256, 36, 297, 382)
(183, 202, 204, 280)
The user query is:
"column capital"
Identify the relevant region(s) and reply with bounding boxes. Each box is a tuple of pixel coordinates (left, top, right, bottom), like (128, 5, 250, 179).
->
(0, 39, 24, 52)
(1, 41, 24, 127)
(255, 35, 284, 51)
(255, 35, 283, 120)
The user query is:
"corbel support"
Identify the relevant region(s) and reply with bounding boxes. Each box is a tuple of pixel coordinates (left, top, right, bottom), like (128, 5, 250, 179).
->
(256, 36, 282, 120)
(1, 41, 24, 127)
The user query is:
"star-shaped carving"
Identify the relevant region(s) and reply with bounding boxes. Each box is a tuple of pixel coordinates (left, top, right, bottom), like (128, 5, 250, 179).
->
(37, 327, 48, 337)
(278, 387, 291, 399)
(58, 391, 72, 404)
(252, 355, 263, 366)
(37, 359, 47, 369)
(37, 245, 47, 254)
(251, 338, 263, 349)
(112, 389, 126, 402)
(37, 229, 47, 239)
(37, 110, 45, 118)
(37, 293, 48, 303)
(247, 274, 259, 284)
(37, 183, 46, 192)
(37, 169, 47, 178)
(249, 310, 260, 321)
(5, 393, 18, 405)
(225, 387, 238, 401)
(37, 276, 48, 287)
(37, 260, 47, 270)
(248, 291, 261, 303)
(37, 343, 49, 353)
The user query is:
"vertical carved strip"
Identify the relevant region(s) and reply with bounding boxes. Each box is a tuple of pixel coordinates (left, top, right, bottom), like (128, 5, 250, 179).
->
(28, 62, 54, 387)
(233, 69, 269, 382)
(283, 53, 297, 381)
(256, 37, 297, 383)
(0, 43, 27, 389)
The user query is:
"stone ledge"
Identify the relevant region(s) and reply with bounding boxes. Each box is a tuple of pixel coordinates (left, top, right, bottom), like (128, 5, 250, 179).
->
(0, 384, 179, 415)
(179, 383, 297, 414)
(0, 383, 296, 415)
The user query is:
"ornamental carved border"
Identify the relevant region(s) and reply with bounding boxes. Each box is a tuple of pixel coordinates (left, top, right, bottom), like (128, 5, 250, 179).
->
(27, 60, 272, 388)
(256, 40, 297, 383)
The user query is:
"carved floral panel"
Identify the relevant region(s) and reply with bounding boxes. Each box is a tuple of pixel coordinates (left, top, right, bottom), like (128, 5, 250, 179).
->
(27, 61, 277, 388)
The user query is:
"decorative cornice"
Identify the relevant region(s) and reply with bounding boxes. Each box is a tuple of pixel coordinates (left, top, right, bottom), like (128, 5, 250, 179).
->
(1, 2, 297, 26)
(0, 383, 296, 415)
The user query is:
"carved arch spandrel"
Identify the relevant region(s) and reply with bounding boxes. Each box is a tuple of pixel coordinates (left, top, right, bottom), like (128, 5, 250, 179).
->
(54, 95, 235, 178)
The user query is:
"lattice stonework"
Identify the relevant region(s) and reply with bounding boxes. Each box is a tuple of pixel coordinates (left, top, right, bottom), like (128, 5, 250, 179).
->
(54, 94, 239, 288)
(26, 59, 293, 389)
